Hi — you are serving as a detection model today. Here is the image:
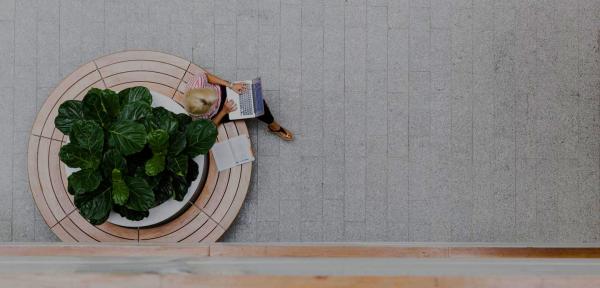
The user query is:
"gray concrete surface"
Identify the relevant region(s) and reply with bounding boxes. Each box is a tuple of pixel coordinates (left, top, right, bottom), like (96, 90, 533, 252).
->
(0, 0, 598, 242)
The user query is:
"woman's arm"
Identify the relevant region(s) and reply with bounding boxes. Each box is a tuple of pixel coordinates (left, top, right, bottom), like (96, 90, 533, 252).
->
(206, 72, 232, 88)
(212, 110, 227, 126)
(211, 99, 238, 126)
(206, 72, 247, 94)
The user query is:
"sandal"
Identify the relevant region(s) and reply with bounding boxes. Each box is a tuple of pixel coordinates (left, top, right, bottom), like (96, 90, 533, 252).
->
(268, 125, 294, 141)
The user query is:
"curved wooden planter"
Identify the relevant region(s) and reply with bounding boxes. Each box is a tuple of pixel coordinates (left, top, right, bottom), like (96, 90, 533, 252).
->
(28, 51, 252, 242)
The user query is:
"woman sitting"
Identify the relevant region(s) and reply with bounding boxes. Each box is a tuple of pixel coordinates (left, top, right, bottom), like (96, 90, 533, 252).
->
(183, 70, 293, 141)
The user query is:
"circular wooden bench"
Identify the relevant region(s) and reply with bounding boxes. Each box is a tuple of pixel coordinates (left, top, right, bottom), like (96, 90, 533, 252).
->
(28, 50, 252, 242)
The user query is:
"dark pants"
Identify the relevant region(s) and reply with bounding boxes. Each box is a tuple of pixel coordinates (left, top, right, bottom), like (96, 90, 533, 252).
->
(218, 85, 274, 124)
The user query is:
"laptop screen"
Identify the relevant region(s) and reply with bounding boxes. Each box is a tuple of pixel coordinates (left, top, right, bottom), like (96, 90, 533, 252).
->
(253, 77, 265, 116)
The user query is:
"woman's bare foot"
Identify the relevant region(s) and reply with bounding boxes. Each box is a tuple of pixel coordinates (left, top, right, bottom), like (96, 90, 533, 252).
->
(268, 122, 293, 141)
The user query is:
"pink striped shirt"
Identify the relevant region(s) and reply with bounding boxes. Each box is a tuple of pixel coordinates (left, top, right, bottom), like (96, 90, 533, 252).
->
(185, 71, 222, 119)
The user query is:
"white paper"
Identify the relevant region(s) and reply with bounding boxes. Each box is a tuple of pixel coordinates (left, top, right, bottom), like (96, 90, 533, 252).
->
(211, 135, 254, 171)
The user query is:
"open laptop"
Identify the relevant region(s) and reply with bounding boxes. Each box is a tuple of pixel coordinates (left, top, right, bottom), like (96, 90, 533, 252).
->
(225, 77, 265, 120)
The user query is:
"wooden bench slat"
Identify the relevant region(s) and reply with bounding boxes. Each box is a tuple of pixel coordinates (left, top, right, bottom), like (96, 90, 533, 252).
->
(193, 124, 231, 215)
(67, 212, 138, 242)
(218, 122, 253, 228)
(103, 71, 181, 89)
(49, 140, 76, 214)
(140, 208, 212, 243)
(139, 204, 202, 241)
(56, 216, 98, 242)
(179, 214, 222, 243)
(28, 135, 59, 227)
(37, 138, 71, 223)
(99, 60, 186, 80)
(50, 222, 77, 242)
(94, 50, 190, 70)
(211, 122, 243, 223)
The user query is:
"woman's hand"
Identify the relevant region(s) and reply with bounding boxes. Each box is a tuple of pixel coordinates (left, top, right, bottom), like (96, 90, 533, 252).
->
(231, 83, 247, 94)
(223, 99, 238, 113)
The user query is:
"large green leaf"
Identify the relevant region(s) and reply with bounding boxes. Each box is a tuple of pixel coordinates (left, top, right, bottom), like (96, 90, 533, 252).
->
(113, 205, 149, 221)
(102, 89, 121, 118)
(59, 143, 100, 169)
(172, 175, 188, 201)
(168, 131, 186, 156)
(67, 169, 102, 195)
(153, 174, 174, 206)
(185, 119, 218, 157)
(70, 120, 104, 152)
(124, 177, 154, 211)
(144, 129, 169, 176)
(118, 101, 152, 122)
(111, 169, 129, 205)
(174, 113, 192, 131)
(108, 120, 147, 156)
(145, 152, 165, 176)
(167, 154, 188, 177)
(101, 149, 126, 178)
(186, 158, 199, 184)
(147, 129, 169, 152)
(82, 88, 119, 127)
(151, 107, 179, 135)
(118, 86, 152, 106)
(55, 100, 84, 134)
(74, 184, 112, 225)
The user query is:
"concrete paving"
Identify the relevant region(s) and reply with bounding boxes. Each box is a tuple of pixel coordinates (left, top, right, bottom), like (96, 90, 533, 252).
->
(0, 0, 598, 242)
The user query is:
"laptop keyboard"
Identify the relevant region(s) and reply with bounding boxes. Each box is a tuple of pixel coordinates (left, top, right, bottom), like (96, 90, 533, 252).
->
(239, 85, 254, 116)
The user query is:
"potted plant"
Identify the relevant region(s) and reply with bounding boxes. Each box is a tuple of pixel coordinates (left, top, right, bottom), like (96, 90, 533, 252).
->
(54, 86, 217, 225)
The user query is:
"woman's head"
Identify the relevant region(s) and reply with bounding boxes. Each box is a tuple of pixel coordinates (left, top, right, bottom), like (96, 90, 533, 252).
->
(184, 88, 218, 116)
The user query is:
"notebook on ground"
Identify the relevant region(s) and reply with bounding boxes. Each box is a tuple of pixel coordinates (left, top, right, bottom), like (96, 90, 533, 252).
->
(210, 135, 254, 171)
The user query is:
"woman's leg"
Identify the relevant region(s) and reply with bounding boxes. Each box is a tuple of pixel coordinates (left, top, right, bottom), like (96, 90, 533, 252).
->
(256, 100, 274, 124)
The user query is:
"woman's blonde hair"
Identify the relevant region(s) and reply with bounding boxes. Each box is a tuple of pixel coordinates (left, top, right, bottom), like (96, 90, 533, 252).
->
(184, 88, 218, 116)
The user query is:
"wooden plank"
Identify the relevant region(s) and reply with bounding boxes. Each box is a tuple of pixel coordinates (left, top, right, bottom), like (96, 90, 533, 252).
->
(178, 213, 221, 243)
(56, 216, 98, 242)
(1, 273, 161, 288)
(449, 247, 600, 259)
(193, 124, 231, 214)
(99, 60, 186, 79)
(139, 204, 202, 241)
(94, 50, 190, 70)
(67, 212, 138, 242)
(49, 140, 76, 215)
(209, 244, 268, 257)
(31, 62, 98, 136)
(0, 244, 210, 257)
(263, 246, 449, 258)
(140, 208, 213, 243)
(41, 70, 104, 139)
(211, 122, 242, 223)
(27, 135, 58, 227)
(202, 224, 226, 243)
(50, 222, 76, 242)
(218, 121, 252, 228)
(104, 71, 180, 89)
(192, 152, 219, 209)
(37, 138, 69, 223)
(4, 274, 600, 288)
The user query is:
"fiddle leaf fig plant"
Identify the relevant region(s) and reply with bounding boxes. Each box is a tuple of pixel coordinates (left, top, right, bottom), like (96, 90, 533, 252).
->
(55, 86, 218, 225)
